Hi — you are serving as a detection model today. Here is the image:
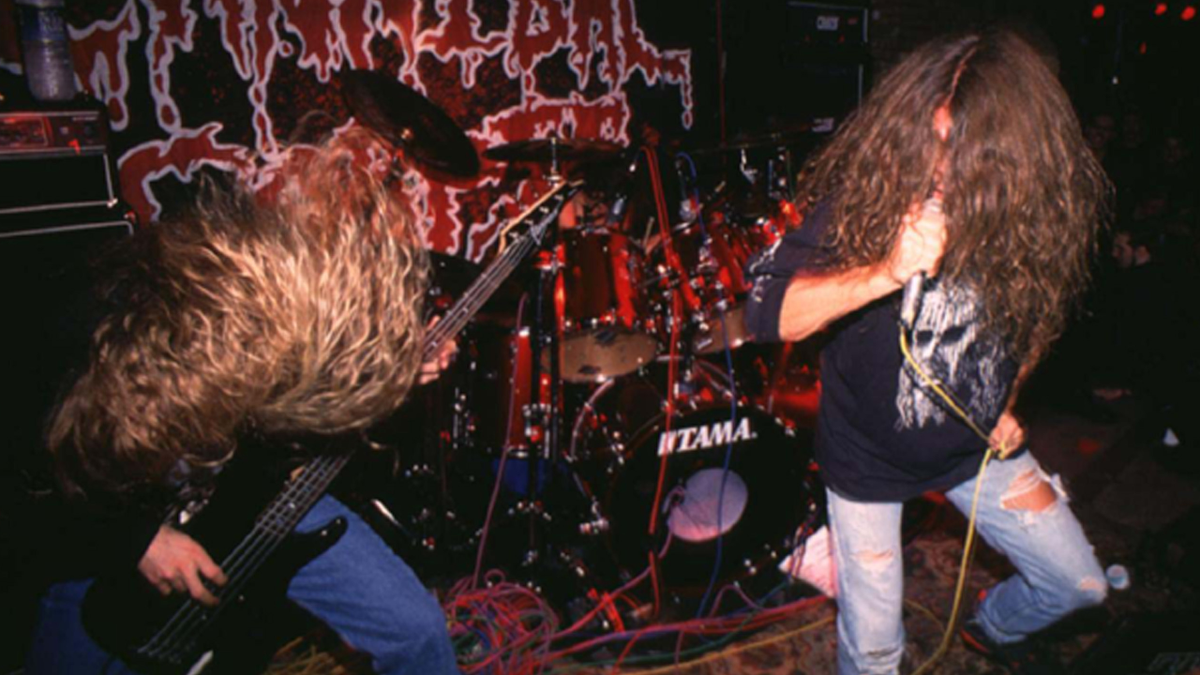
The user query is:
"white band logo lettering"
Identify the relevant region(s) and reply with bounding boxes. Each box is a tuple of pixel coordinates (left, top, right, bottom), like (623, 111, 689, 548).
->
(657, 418, 755, 456)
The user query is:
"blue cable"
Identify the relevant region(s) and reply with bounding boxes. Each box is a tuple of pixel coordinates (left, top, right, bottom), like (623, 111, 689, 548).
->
(677, 151, 738, 619)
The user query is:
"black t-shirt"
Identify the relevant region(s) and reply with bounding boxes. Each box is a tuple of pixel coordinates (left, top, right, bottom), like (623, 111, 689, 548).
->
(744, 202, 1019, 502)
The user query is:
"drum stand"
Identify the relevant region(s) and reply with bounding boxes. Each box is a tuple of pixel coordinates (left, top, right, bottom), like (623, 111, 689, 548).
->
(505, 169, 567, 578)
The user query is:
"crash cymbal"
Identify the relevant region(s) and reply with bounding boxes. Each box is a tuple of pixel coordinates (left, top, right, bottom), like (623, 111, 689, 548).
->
(484, 137, 622, 164)
(341, 70, 480, 179)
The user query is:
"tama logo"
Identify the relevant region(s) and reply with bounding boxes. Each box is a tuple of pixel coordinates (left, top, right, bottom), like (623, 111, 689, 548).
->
(657, 418, 756, 456)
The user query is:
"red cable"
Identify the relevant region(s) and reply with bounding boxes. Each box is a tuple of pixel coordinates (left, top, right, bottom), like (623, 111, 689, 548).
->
(644, 146, 679, 540)
(641, 146, 682, 622)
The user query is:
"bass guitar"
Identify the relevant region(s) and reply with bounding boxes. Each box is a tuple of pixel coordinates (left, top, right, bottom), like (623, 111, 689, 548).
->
(81, 181, 578, 674)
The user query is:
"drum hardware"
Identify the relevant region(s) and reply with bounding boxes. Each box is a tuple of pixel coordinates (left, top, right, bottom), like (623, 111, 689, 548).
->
(737, 148, 759, 186)
(577, 501, 611, 536)
(766, 146, 796, 203)
(358, 127, 830, 625)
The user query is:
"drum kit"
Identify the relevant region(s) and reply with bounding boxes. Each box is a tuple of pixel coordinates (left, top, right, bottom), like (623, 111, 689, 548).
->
(342, 71, 825, 621)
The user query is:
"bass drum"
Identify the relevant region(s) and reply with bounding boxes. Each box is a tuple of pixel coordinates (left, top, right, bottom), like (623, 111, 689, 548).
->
(569, 361, 821, 595)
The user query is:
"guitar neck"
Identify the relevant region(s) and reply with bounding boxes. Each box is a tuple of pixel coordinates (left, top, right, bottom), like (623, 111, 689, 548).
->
(246, 453, 350, 542)
(422, 181, 576, 361)
(422, 235, 536, 361)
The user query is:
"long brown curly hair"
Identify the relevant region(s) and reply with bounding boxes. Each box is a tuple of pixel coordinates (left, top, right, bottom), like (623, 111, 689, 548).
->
(49, 129, 428, 496)
(799, 28, 1110, 360)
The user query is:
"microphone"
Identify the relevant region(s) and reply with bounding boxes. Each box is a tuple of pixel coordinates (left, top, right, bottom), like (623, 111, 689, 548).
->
(898, 198, 943, 330)
(900, 272, 926, 330)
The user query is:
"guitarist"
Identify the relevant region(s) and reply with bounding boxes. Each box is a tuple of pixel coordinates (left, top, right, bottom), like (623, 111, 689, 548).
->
(25, 129, 461, 675)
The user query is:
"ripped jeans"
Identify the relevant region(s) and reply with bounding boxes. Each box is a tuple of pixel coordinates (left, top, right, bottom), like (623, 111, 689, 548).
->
(826, 451, 1107, 675)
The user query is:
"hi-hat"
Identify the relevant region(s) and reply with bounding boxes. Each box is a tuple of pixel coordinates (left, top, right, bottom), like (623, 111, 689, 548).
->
(341, 70, 480, 179)
(687, 127, 811, 156)
(484, 137, 622, 164)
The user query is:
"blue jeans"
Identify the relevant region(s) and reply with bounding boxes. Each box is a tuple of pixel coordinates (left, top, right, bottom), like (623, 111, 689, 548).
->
(26, 495, 459, 675)
(827, 451, 1107, 675)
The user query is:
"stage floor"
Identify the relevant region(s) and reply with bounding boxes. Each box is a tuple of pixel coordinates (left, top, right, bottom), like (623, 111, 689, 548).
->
(258, 391, 1200, 674)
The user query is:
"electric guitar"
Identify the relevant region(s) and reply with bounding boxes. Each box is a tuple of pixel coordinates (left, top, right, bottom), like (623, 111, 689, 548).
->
(80, 181, 578, 674)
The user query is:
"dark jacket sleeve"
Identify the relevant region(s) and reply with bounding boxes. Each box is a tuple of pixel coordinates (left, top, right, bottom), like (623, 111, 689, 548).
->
(17, 495, 163, 583)
(744, 202, 834, 343)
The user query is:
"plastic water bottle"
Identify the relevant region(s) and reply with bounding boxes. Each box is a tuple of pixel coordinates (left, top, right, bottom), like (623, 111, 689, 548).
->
(1106, 564, 1130, 591)
(16, 0, 77, 102)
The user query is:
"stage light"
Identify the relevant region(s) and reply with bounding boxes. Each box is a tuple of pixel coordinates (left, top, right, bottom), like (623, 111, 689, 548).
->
(1182, 5, 1197, 19)
(1139, 41, 1148, 54)
(1155, 2, 1168, 15)
(1092, 3, 1106, 19)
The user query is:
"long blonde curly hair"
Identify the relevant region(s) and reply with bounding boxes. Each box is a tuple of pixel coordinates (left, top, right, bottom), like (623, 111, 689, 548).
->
(800, 29, 1110, 361)
(49, 129, 428, 495)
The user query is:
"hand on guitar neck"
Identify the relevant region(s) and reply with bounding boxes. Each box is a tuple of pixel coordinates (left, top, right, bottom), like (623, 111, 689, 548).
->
(137, 525, 227, 606)
(418, 315, 458, 385)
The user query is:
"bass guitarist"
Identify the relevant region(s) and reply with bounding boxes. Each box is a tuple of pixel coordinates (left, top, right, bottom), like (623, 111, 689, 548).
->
(26, 130, 461, 675)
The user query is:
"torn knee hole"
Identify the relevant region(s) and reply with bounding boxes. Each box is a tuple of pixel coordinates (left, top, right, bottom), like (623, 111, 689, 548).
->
(1001, 470, 1058, 512)
(852, 548, 896, 571)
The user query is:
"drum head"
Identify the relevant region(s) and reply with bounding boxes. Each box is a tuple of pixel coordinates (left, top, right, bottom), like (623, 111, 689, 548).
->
(572, 370, 819, 595)
(559, 330, 659, 383)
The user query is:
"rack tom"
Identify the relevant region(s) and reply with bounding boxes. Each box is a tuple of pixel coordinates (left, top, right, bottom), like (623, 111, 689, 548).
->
(556, 230, 658, 383)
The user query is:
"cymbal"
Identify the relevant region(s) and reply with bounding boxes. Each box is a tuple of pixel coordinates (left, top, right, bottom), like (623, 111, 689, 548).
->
(484, 137, 622, 164)
(688, 128, 811, 156)
(341, 70, 480, 179)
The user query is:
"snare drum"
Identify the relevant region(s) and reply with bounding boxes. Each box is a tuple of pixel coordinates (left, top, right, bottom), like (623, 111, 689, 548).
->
(557, 230, 658, 383)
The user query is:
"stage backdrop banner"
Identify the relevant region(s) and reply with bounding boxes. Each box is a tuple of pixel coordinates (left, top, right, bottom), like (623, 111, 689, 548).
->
(2, 0, 692, 260)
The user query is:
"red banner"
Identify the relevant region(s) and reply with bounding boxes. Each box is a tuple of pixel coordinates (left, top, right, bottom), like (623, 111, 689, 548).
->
(42, 0, 693, 259)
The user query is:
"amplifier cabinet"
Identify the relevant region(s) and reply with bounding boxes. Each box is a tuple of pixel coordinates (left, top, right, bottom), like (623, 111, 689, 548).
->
(1, 206, 133, 480)
(0, 106, 118, 215)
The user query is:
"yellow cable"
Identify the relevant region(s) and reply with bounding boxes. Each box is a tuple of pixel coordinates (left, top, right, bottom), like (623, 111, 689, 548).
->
(899, 328, 1001, 675)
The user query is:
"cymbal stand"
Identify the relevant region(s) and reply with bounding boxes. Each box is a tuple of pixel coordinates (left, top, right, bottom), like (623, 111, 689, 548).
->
(509, 174, 566, 574)
(737, 148, 759, 189)
(545, 136, 564, 184)
(767, 144, 795, 203)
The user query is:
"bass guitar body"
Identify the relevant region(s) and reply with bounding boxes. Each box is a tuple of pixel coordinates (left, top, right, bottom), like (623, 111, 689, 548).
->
(82, 454, 347, 675)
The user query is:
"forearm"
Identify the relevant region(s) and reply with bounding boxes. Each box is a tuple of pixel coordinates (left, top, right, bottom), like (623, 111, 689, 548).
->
(777, 264, 901, 342)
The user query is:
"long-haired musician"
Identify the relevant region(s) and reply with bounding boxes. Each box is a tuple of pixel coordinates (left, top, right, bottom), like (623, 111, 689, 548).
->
(746, 29, 1111, 674)
(27, 129, 460, 675)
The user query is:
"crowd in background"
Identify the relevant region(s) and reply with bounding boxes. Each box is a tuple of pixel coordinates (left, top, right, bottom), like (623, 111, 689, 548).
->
(1050, 104, 1200, 473)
